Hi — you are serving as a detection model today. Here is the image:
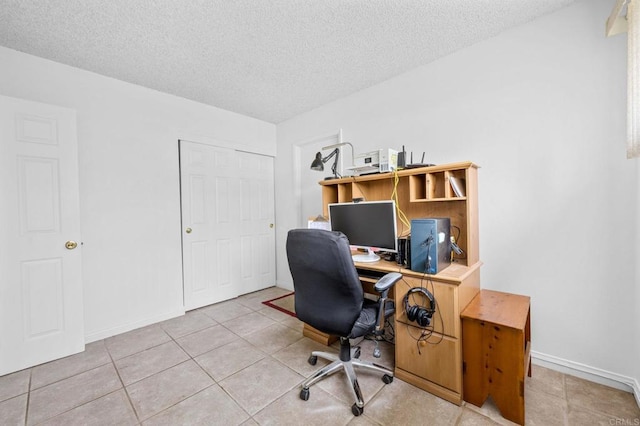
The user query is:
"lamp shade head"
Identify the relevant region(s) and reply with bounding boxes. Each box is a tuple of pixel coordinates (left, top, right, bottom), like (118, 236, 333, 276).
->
(310, 152, 324, 171)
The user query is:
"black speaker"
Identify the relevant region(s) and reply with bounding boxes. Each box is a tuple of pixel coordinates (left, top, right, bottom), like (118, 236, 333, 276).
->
(396, 236, 411, 269)
(403, 287, 435, 327)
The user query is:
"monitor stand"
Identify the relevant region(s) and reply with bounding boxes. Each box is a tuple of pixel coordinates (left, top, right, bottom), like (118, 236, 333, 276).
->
(352, 248, 380, 263)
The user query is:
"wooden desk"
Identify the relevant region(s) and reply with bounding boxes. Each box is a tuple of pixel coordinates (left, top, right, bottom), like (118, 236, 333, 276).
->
(461, 290, 531, 425)
(302, 259, 481, 405)
(310, 161, 483, 405)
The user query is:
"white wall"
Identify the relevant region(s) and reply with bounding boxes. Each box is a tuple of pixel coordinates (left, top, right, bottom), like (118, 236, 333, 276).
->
(0, 46, 276, 342)
(276, 0, 639, 391)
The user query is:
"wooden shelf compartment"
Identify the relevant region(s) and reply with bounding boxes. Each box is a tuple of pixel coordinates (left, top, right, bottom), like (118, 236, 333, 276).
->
(337, 183, 353, 203)
(321, 182, 355, 216)
(321, 185, 339, 204)
(427, 171, 447, 199)
(445, 169, 468, 199)
(409, 174, 427, 201)
(401, 199, 470, 265)
(352, 179, 395, 202)
(409, 171, 468, 202)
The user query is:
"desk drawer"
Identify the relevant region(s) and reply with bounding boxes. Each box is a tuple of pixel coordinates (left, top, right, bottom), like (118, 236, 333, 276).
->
(395, 324, 461, 393)
(395, 277, 456, 338)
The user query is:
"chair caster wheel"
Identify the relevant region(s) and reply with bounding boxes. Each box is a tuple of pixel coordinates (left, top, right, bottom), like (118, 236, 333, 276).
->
(382, 374, 393, 384)
(308, 355, 317, 365)
(351, 403, 364, 416)
(353, 347, 361, 359)
(300, 388, 310, 401)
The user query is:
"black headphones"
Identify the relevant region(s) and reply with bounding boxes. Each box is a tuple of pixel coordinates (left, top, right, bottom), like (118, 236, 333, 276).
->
(403, 287, 436, 327)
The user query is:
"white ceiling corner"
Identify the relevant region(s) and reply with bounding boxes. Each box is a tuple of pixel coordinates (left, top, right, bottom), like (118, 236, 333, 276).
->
(0, 0, 577, 123)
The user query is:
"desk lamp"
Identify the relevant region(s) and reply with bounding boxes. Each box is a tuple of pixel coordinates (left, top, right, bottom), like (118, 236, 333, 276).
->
(310, 142, 354, 180)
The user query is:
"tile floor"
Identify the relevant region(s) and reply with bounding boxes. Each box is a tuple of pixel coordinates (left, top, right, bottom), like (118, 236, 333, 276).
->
(1, 286, 639, 425)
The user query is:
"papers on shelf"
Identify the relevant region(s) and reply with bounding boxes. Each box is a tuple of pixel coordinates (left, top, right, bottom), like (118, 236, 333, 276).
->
(449, 176, 466, 197)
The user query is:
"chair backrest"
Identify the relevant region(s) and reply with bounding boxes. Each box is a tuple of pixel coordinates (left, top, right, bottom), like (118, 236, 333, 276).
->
(286, 229, 364, 337)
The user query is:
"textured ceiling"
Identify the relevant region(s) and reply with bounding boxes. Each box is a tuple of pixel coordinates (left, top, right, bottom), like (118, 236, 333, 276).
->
(0, 0, 576, 123)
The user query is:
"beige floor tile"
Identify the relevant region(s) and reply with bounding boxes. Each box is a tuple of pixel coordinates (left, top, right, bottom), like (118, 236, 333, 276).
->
(353, 338, 394, 370)
(143, 384, 250, 426)
(566, 405, 616, 426)
(525, 387, 566, 426)
(0, 394, 27, 426)
(271, 337, 336, 377)
(465, 397, 520, 426)
(126, 360, 213, 421)
(0, 369, 30, 402)
(27, 363, 122, 425)
(222, 311, 278, 337)
(31, 341, 111, 390)
(565, 375, 640, 420)
(159, 310, 217, 339)
(175, 323, 239, 357)
(258, 305, 295, 322)
(105, 324, 171, 360)
(253, 386, 353, 425)
(9, 286, 640, 425)
(456, 407, 502, 425)
(525, 365, 565, 399)
(219, 357, 304, 415)
(280, 315, 305, 332)
(37, 389, 137, 426)
(314, 359, 391, 407)
(114, 341, 189, 385)
(199, 299, 254, 323)
(237, 287, 292, 311)
(244, 322, 303, 354)
(345, 414, 381, 425)
(363, 379, 461, 425)
(195, 339, 266, 381)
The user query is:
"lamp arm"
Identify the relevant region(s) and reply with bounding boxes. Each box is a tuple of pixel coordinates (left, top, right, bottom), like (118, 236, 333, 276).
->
(323, 148, 340, 178)
(321, 147, 339, 163)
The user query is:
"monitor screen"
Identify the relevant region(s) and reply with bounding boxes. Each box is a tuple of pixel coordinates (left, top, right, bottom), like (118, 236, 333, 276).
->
(328, 200, 398, 262)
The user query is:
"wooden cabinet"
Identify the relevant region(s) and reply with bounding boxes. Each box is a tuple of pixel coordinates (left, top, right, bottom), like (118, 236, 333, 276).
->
(311, 161, 482, 405)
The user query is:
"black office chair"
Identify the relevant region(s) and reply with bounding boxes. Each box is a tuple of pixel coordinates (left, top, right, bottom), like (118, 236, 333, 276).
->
(286, 228, 402, 416)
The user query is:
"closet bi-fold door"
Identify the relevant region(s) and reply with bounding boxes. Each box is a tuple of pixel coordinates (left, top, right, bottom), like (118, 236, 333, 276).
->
(179, 141, 275, 310)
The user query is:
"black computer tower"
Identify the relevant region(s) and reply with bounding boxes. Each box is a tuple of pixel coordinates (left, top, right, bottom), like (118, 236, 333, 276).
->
(410, 218, 451, 274)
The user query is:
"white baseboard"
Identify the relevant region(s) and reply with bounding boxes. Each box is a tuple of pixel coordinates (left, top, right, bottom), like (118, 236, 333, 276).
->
(84, 308, 185, 344)
(532, 350, 640, 407)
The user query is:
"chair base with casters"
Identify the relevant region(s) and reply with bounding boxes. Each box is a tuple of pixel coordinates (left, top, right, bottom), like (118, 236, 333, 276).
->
(299, 336, 394, 416)
(296, 281, 399, 416)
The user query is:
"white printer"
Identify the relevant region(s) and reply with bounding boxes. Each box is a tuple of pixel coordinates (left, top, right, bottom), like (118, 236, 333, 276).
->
(346, 149, 398, 175)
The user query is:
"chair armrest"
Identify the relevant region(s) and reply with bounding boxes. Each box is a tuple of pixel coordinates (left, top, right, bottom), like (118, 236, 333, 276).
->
(374, 272, 402, 295)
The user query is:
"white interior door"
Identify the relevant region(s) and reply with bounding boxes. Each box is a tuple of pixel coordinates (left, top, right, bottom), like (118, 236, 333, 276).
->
(237, 151, 275, 294)
(0, 95, 84, 375)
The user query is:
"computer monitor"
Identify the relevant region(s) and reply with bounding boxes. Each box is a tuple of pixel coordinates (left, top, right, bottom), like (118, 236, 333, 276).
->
(328, 200, 398, 262)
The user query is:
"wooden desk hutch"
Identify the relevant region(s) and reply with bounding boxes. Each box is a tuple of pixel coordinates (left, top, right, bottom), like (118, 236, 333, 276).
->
(306, 161, 482, 405)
